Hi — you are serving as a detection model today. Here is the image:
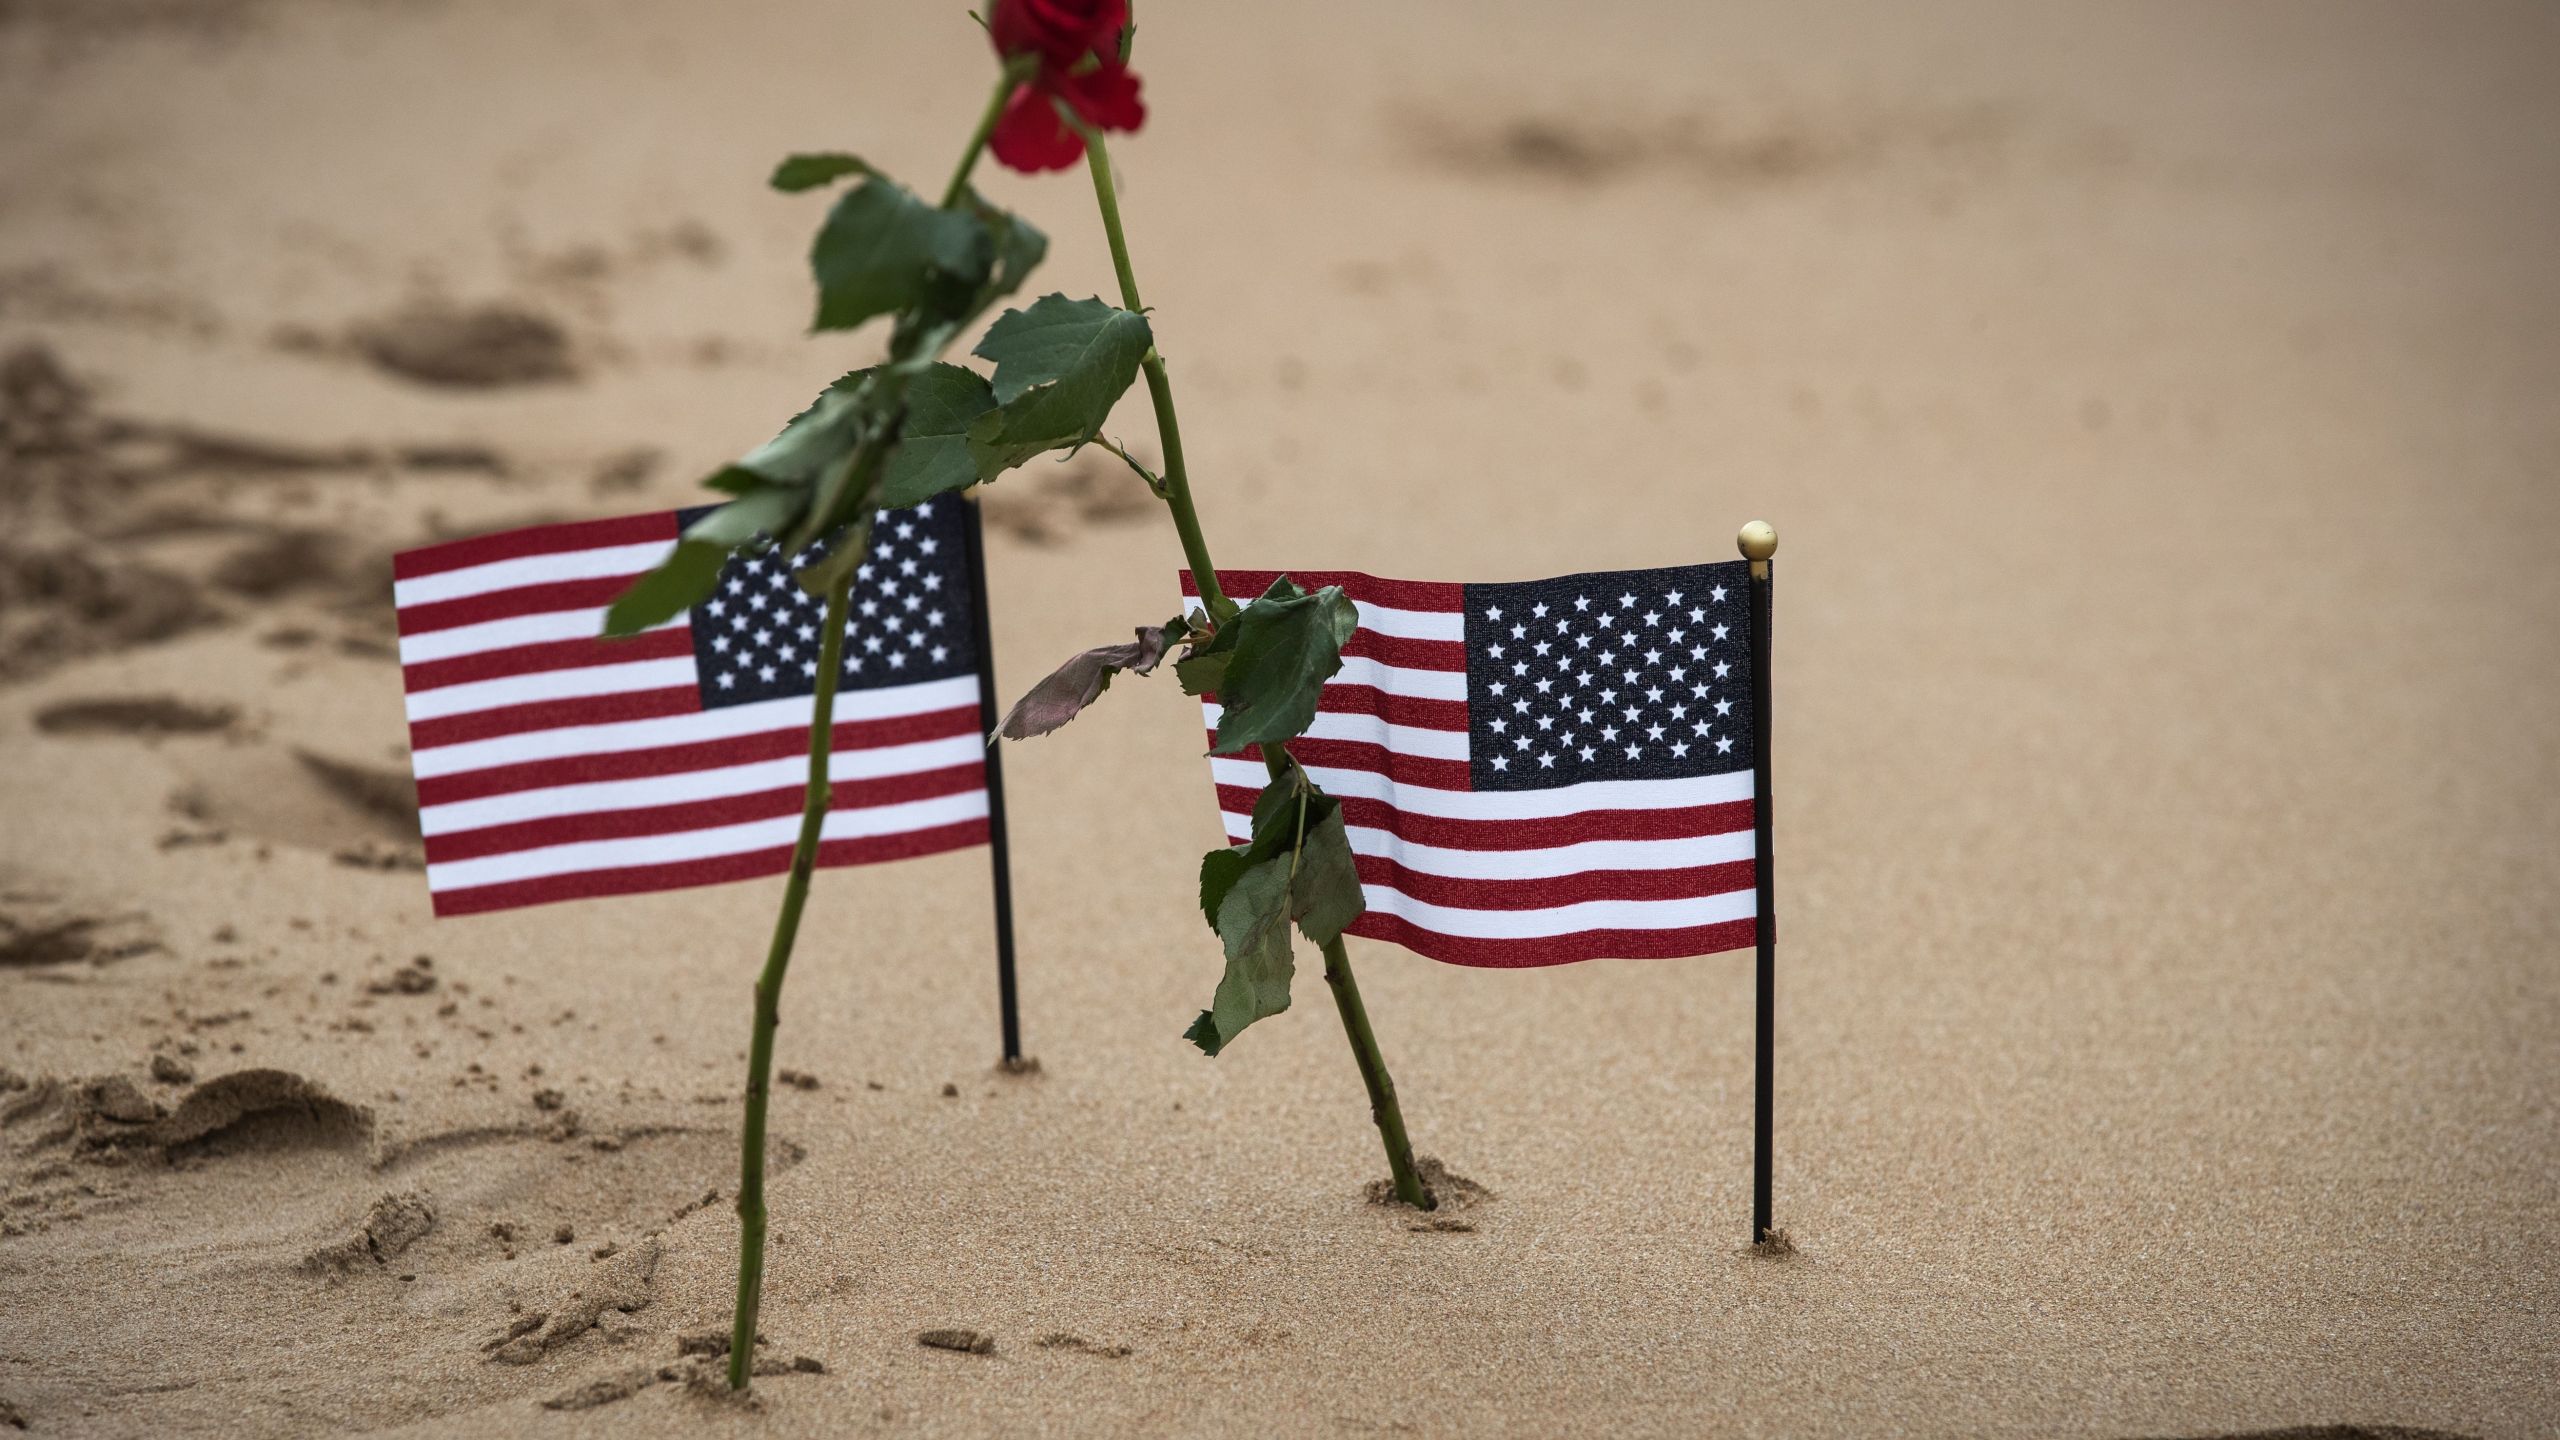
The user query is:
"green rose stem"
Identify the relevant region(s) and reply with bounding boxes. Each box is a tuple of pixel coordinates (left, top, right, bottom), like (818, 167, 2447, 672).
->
(725, 62, 1031, 1392)
(727, 514, 865, 1390)
(1078, 128, 1436, 1211)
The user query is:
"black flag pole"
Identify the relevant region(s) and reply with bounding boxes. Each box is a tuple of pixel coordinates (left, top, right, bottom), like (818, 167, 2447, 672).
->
(1739, 519, 1778, 1245)
(960, 497, 1026, 1067)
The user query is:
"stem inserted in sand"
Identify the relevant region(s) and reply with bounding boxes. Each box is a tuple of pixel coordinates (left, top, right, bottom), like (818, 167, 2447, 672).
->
(729, 546, 862, 1390)
(1077, 128, 1433, 1208)
(723, 63, 1024, 1392)
(1321, 934, 1434, 1209)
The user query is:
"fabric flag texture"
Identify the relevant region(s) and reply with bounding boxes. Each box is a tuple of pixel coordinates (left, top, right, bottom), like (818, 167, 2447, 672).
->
(394, 498, 989, 917)
(1181, 565, 1759, 968)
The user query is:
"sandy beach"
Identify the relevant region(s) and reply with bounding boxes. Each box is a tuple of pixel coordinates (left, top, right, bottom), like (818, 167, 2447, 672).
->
(2, 1, 2554, 1435)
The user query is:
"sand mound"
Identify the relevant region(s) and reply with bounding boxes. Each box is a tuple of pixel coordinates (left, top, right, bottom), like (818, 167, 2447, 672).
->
(537, 1333, 824, 1412)
(1364, 1155, 1492, 1213)
(482, 1235, 661, 1365)
(152, 1068, 372, 1157)
(299, 1190, 435, 1274)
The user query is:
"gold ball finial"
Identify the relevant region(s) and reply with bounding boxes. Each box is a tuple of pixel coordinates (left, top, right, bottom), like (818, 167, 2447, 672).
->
(1736, 520, 1778, 562)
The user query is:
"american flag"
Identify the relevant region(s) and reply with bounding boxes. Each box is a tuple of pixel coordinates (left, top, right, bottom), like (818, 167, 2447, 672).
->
(393, 498, 991, 917)
(1183, 564, 1759, 968)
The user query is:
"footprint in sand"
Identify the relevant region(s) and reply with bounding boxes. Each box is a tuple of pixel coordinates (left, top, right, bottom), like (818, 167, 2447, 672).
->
(33, 694, 237, 737)
(1399, 96, 2018, 190)
(0, 889, 159, 970)
(164, 744, 421, 865)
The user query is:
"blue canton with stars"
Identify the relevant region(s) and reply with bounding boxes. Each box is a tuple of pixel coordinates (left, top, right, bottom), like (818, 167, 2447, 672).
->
(679, 497, 979, 707)
(1463, 560, 1754, 790)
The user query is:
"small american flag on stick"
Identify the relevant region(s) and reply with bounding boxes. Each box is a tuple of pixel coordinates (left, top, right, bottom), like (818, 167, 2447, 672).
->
(1182, 562, 1760, 968)
(394, 497, 992, 917)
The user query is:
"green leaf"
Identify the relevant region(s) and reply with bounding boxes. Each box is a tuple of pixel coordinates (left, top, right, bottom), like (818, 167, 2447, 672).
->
(880, 201, 1046, 377)
(1202, 577, 1359, 755)
(810, 177, 992, 333)
(963, 295, 1152, 479)
(792, 506, 877, 600)
(1197, 844, 1253, 934)
(875, 363, 998, 509)
(602, 541, 728, 637)
(1248, 771, 1302, 840)
(738, 372, 872, 485)
(769, 151, 872, 192)
(783, 439, 874, 557)
(1189, 853, 1297, 1056)
(1184, 768, 1368, 1055)
(1173, 613, 1241, 696)
(682, 484, 806, 549)
(1289, 804, 1364, 946)
(603, 482, 817, 637)
(974, 294, 1150, 403)
(962, 190, 1049, 314)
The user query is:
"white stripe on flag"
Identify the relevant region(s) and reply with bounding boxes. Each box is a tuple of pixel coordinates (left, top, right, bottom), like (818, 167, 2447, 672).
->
(1348, 601, 1463, 642)
(425, 789, 990, 893)
(1177, 590, 1460, 644)
(403, 656, 699, 722)
(1217, 811, 1754, 879)
(1201, 704, 1468, 759)
(423, 733, 986, 836)
(413, 676, 982, 778)
(1353, 883, 1756, 938)
(1329, 655, 1467, 702)
(398, 608, 680, 666)
(1208, 756, 1751, 816)
(393, 539, 676, 609)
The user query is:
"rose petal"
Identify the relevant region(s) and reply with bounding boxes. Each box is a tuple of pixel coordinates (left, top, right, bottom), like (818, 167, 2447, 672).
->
(989, 83, 1088, 173)
(1052, 60, 1145, 135)
(990, 0, 1128, 64)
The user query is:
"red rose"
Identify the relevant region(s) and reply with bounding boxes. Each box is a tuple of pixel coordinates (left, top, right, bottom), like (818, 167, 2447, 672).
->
(989, 0, 1126, 65)
(986, 0, 1144, 173)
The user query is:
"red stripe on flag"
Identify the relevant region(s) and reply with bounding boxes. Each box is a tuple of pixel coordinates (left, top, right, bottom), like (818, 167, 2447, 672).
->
(393, 512, 676, 580)
(1224, 738, 1472, 791)
(1344, 912, 1758, 969)
(396, 576, 649, 637)
(406, 687, 700, 751)
(422, 763, 986, 863)
(1215, 785, 1755, 851)
(416, 706, 982, 807)
(1339, 630, 1466, 671)
(403, 628, 695, 693)
(1309, 685, 1469, 731)
(428, 819, 990, 917)
(1181, 570, 1465, 613)
(1351, 855, 1756, 909)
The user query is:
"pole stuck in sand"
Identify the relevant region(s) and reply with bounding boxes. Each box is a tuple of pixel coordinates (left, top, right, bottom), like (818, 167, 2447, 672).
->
(962, 496, 1027, 1068)
(1738, 518, 1778, 1246)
